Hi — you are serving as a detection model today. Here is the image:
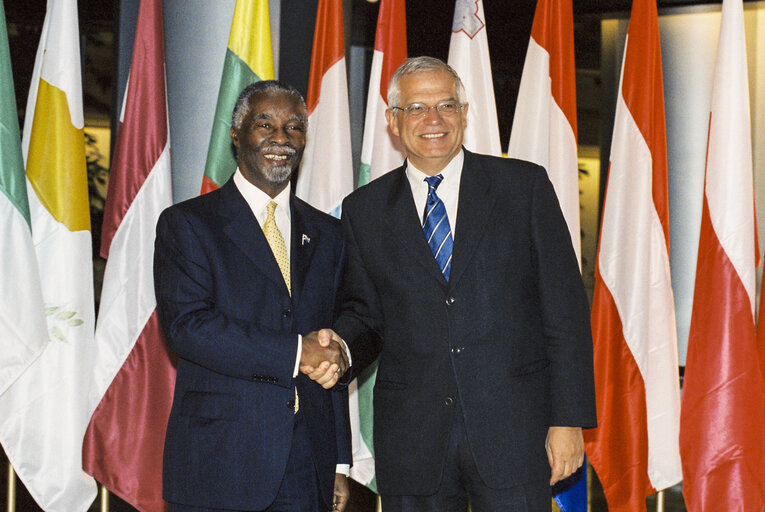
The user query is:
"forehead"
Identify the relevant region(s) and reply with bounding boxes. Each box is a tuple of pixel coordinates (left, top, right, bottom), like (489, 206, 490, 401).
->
(246, 90, 305, 119)
(397, 70, 458, 104)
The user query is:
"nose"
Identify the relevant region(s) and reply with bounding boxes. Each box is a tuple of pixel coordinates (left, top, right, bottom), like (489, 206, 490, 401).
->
(423, 106, 443, 123)
(269, 126, 290, 145)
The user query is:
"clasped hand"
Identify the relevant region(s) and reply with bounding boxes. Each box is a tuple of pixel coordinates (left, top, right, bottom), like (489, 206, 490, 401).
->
(300, 329, 348, 389)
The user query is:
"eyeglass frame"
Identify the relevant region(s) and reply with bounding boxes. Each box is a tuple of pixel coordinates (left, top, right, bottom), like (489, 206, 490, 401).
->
(390, 100, 464, 119)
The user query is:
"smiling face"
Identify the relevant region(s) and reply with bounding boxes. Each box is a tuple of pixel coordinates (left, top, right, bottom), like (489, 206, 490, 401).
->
(230, 90, 307, 197)
(385, 69, 468, 176)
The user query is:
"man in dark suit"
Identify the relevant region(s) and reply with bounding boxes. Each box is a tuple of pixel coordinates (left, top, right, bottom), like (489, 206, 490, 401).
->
(304, 57, 596, 511)
(154, 80, 351, 512)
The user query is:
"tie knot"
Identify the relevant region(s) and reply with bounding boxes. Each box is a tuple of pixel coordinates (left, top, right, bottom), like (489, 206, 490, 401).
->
(425, 174, 444, 191)
(267, 201, 278, 218)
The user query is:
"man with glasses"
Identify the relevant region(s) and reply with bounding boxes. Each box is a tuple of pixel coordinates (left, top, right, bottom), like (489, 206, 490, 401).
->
(305, 56, 596, 511)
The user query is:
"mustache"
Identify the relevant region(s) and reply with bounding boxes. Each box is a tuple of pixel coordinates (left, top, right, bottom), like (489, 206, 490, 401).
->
(261, 144, 297, 156)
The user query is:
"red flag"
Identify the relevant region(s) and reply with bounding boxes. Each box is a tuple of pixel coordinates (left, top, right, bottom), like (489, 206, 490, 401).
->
(679, 0, 765, 509)
(82, 0, 176, 510)
(583, 0, 682, 510)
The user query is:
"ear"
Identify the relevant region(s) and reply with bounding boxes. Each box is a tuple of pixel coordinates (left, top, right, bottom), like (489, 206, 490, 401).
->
(230, 126, 239, 148)
(385, 109, 400, 137)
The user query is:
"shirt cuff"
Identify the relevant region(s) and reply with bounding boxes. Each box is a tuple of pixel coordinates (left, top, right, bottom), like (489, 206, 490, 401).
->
(293, 334, 302, 378)
(335, 464, 350, 476)
(337, 335, 352, 367)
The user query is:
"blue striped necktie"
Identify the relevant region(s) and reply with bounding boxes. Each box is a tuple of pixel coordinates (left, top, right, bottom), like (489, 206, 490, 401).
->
(423, 174, 453, 280)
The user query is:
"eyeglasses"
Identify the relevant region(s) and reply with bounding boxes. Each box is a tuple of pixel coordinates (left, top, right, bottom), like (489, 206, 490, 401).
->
(391, 101, 463, 119)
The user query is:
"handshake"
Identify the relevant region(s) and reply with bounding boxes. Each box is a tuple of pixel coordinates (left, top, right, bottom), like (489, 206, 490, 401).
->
(299, 328, 348, 389)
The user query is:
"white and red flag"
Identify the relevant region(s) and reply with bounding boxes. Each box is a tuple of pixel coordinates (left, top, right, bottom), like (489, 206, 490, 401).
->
(680, 0, 765, 510)
(357, 0, 407, 186)
(447, 0, 500, 157)
(295, 0, 353, 217)
(507, 0, 580, 261)
(582, 0, 682, 510)
(81, 0, 176, 510)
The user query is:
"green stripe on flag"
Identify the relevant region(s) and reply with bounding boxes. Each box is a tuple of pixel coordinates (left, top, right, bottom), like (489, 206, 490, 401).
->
(358, 162, 371, 188)
(0, 0, 30, 226)
(203, 49, 262, 188)
(358, 359, 378, 493)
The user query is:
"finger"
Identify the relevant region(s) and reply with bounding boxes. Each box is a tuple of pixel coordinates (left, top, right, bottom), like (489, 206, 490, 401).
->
(316, 364, 339, 385)
(321, 372, 339, 390)
(299, 364, 315, 374)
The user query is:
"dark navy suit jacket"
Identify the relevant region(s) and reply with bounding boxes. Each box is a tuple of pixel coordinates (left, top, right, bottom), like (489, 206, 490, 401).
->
(334, 150, 596, 495)
(154, 179, 351, 510)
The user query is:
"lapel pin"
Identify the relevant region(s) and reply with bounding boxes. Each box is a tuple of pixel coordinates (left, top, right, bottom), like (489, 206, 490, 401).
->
(301, 234, 311, 245)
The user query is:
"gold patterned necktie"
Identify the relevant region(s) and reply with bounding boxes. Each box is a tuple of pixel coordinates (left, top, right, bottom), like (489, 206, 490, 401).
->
(263, 201, 298, 413)
(263, 201, 291, 295)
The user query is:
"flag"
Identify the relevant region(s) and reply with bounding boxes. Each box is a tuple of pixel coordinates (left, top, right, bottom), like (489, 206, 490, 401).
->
(679, 0, 765, 509)
(507, 0, 580, 262)
(0, 0, 98, 509)
(357, 0, 406, 187)
(582, 0, 682, 510)
(201, 0, 274, 193)
(0, 0, 47, 396)
(295, 0, 353, 217)
(80, 0, 176, 510)
(350, 0, 407, 492)
(508, 1, 583, 508)
(447, 0, 501, 157)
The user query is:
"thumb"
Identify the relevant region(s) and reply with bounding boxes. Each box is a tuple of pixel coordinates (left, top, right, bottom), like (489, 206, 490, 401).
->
(317, 328, 332, 347)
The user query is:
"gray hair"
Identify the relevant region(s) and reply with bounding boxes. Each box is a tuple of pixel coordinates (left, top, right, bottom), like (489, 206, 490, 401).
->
(387, 56, 467, 109)
(231, 80, 307, 130)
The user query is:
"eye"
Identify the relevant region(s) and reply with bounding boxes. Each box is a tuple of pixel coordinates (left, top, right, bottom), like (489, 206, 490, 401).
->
(406, 103, 427, 115)
(288, 123, 305, 132)
(257, 122, 272, 130)
(438, 102, 458, 114)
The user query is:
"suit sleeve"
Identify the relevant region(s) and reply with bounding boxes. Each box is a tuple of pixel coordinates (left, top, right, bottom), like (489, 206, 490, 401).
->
(331, 240, 353, 465)
(530, 169, 597, 428)
(333, 204, 385, 382)
(154, 207, 296, 387)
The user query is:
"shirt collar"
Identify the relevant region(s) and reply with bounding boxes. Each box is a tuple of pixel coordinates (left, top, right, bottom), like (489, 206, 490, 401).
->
(405, 149, 464, 186)
(233, 168, 292, 218)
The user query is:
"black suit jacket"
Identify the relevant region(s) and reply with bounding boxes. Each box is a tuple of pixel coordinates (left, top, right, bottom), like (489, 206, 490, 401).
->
(154, 179, 351, 510)
(334, 150, 596, 495)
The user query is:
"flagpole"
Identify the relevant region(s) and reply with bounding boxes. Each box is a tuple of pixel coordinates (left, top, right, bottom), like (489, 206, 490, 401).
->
(6, 462, 15, 512)
(656, 490, 664, 512)
(100, 485, 109, 512)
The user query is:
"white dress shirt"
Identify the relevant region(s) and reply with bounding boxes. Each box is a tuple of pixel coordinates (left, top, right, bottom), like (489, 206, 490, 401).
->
(405, 150, 464, 234)
(234, 169, 349, 476)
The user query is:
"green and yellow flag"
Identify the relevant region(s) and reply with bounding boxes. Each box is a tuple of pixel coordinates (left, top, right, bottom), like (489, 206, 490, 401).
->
(201, 0, 274, 193)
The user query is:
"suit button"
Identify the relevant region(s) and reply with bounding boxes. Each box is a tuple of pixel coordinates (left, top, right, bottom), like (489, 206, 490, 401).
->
(282, 308, 292, 318)
(445, 297, 455, 306)
(287, 400, 295, 409)
(444, 397, 454, 406)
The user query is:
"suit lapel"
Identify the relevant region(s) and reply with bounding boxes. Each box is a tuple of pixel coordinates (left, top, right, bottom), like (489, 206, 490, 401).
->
(218, 180, 290, 294)
(290, 196, 317, 309)
(386, 165, 448, 285)
(449, 150, 495, 290)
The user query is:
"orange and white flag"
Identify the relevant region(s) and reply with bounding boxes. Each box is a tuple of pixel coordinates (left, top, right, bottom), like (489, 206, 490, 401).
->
(295, 0, 353, 217)
(583, 0, 682, 510)
(507, 0, 580, 261)
(358, 0, 407, 186)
